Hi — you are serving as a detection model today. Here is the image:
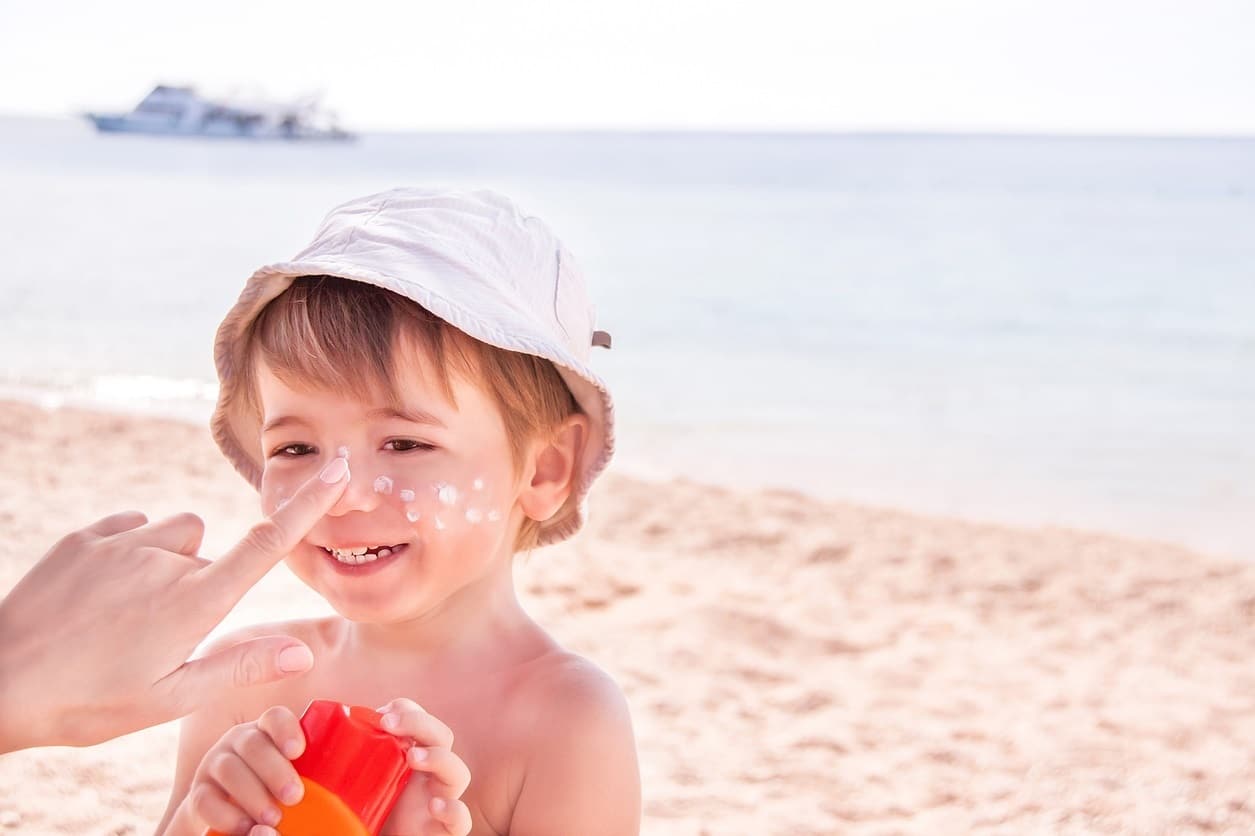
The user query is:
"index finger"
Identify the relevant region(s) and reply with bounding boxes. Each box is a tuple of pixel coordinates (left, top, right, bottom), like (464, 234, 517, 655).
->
(196, 456, 351, 604)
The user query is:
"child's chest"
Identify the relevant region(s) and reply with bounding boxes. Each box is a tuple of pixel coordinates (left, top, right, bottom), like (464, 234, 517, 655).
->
(277, 659, 527, 834)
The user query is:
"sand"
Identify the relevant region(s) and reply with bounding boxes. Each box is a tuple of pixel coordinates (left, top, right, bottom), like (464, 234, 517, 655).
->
(1, 399, 1253, 835)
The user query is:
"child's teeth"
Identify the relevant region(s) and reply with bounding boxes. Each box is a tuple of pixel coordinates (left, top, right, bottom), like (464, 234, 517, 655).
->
(328, 545, 400, 564)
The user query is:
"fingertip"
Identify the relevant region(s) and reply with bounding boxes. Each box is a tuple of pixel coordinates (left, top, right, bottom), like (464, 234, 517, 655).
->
(162, 510, 206, 536)
(171, 510, 207, 530)
(113, 507, 149, 527)
(153, 511, 207, 555)
(430, 796, 447, 815)
(279, 778, 304, 805)
(85, 509, 150, 540)
(319, 455, 350, 484)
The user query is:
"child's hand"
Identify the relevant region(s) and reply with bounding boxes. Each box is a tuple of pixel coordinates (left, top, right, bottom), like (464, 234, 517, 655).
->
(376, 698, 472, 836)
(186, 705, 306, 835)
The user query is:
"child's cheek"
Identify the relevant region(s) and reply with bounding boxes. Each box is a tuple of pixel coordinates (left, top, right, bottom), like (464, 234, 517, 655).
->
(259, 460, 308, 515)
(369, 466, 506, 534)
(260, 480, 288, 516)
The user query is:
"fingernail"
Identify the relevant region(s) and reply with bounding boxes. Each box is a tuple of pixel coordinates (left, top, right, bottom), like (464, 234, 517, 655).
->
(320, 456, 350, 484)
(282, 739, 303, 759)
(280, 780, 304, 805)
(277, 645, 314, 673)
(381, 712, 399, 730)
(410, 746, 429, 764)
(431, 797, 447, 814)
(255, 828, 279, 836)
(261, 806, 282, 826)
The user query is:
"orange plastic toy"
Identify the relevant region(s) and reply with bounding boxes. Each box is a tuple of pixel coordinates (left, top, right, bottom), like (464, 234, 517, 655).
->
(207, 700, 412, 836)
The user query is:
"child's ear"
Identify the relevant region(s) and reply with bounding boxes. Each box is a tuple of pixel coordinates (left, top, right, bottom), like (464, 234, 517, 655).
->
(518, 414, 589, 523)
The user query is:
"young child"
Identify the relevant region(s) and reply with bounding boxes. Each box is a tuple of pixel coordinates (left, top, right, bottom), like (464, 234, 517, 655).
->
(156, 188, 640, 835)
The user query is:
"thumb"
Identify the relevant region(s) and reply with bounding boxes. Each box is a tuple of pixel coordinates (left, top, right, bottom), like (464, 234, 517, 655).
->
(161, 637, 315, 714)
(197, 456, 351, 606)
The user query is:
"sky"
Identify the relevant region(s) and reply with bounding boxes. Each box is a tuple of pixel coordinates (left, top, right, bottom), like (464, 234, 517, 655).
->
(1, 0, 1252, 134)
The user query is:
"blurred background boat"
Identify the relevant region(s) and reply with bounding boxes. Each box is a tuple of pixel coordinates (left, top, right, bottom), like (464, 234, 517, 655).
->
(85, 84, 353, 140)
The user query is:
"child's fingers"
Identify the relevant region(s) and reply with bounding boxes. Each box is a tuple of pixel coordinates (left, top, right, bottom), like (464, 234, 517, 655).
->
(256, 705, 306, 759)
(429, 796, 472, 835)
(407, 747, 471, 798)
(377, 699, 454, 749)
(189, 780, 253, 835)
(205, 750, 283, 828)
(230, 724, 304, 809)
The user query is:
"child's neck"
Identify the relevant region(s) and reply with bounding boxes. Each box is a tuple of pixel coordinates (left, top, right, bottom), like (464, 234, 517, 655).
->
(343, 558, 537, 667)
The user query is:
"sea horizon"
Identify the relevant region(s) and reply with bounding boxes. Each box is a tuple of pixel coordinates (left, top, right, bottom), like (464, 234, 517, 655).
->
(2, 115, 1252, 559)
(7, 111, 1255, 141)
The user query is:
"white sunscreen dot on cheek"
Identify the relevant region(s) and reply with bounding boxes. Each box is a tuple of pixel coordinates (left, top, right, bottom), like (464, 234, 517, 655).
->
(336, 445, 350, 459)
(434, 516, 446, 531)
(406, 509, 421, 523)
(486, 509, 502, 522)
(434, 483, 458, 505)
(465, 508, 484, 524)
(472, 478, 484, 491)
(373, 475, 394, 495)
(399, 488, 415, 502)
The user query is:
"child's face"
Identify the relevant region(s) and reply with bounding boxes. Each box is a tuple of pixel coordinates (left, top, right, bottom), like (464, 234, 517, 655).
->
(254, 340, 523, 624)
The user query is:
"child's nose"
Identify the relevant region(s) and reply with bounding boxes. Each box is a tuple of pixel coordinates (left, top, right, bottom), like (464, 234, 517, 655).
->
(325, 463, 384, 516)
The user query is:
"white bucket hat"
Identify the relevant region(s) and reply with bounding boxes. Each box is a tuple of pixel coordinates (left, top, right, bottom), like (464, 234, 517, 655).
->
(211, 186, 615, 546)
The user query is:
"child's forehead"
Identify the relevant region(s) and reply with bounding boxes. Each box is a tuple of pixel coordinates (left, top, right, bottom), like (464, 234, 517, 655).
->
(254, 337, 484, 417)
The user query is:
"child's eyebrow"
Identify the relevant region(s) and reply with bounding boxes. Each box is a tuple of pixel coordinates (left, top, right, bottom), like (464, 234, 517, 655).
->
(261, 415, 312, 434)
(369, 406, 447, 429)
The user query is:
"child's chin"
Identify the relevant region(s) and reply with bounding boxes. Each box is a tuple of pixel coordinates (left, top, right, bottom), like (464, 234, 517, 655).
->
(318, 582, 423, 622)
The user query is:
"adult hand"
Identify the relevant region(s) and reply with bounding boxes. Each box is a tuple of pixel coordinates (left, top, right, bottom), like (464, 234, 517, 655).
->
(0, 456, 351, 753)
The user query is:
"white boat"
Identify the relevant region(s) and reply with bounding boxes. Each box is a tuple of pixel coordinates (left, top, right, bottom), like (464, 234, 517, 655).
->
(86, 85, 354, 141)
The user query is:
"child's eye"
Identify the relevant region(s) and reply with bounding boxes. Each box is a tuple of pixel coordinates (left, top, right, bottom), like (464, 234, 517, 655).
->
(385, 439, 436, 453)
(270, 443, 317, 458)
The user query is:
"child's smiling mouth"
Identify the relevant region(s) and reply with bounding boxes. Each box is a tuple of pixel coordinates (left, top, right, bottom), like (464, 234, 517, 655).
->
(317, 542, 410, 572)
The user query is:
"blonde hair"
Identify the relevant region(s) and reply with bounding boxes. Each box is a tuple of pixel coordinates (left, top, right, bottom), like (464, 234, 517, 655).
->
(240, 275, 581, 552)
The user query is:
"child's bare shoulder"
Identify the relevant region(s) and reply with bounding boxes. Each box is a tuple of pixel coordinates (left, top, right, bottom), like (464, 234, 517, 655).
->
(507, 649, 628, 719)
(508, 652, 635, 763)
(497, 650, 640, 831)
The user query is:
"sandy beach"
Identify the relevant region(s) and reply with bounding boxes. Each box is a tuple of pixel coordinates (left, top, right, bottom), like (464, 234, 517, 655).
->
(1, 398, 1252, 835)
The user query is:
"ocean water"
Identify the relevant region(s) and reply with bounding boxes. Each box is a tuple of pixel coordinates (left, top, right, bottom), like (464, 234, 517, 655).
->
(1, 116, 1252, 557)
